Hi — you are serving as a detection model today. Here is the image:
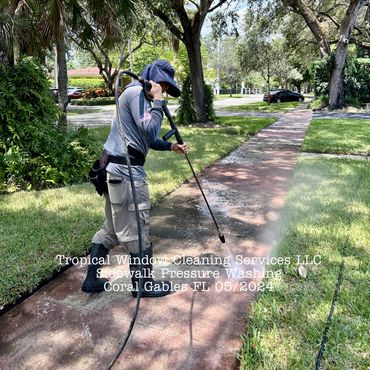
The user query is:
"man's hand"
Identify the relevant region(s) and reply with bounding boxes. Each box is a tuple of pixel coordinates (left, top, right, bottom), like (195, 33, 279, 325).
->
(171, 143, 188, 154)
(149, 81, 163, 100)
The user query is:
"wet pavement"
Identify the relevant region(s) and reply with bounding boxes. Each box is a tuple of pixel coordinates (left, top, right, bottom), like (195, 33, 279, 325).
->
(0, 108, 312, 370)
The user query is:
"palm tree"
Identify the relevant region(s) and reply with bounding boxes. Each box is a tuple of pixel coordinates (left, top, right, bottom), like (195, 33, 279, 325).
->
(38, 0, 73, 127)
(0, 0, 36, 67)
(1, 0, 135, 126)
(38, 0, 135, 126)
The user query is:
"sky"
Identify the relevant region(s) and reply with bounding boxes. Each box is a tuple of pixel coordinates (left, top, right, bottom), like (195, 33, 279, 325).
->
(201, 1, 247, 37)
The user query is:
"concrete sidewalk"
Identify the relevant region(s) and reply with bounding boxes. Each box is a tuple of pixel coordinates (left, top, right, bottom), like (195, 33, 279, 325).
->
(0, 108, 312, 370)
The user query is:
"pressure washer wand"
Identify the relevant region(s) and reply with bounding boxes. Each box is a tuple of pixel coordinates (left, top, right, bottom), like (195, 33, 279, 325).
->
(161, 104, 226, 244)
(122, 70, 225, 244)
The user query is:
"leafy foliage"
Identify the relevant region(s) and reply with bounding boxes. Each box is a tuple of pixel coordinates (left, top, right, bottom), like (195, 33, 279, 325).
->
(82, 87, 111, 99)
(68, 78, 105, 89)
(309, 56, 333, 97)
(311, 56, 370, 106)
(176, 75, 198, 125)
(176, 75, 216, 124)
(204, 83, 216, 121)
(344, 58, 370, 106)
(0, 57, 97, 192)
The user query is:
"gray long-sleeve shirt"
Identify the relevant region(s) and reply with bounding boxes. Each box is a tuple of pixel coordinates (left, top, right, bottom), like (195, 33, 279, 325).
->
(104, 85, 171, 179)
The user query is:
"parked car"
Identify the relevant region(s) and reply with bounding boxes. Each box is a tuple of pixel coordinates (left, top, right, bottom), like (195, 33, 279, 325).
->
(263, 89, 304, 103)
(50, 87, 84, 103)
(67, 87, 84, 102)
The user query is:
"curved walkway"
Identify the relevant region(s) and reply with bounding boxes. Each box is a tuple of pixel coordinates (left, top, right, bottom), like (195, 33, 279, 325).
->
(0, 108, 312, 370)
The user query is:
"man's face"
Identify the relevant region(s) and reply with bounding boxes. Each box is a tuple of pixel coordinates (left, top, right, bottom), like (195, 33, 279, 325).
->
(159, 82, 169, 92)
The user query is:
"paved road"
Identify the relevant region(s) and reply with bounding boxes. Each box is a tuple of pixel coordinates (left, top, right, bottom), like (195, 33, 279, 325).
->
(68, 95, 264, 128)
(68, 97, 370, 128)
(313, 111, 370, 119)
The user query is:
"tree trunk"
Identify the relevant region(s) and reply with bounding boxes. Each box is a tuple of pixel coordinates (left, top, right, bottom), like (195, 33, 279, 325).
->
(184, 35, 208, 123)
(104, 70, 118, 95)
(56, 31, 68, 127)
(328, 0, 367, 108)
(13, 39, 20, 65)
(328, 45, 346, 108)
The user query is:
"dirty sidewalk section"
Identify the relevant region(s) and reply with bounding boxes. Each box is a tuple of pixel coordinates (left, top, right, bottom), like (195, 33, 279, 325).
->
(0, 109, 312, 370)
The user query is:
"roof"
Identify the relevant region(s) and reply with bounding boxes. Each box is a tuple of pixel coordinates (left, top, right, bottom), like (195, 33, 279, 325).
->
(67, 67, 101, 77)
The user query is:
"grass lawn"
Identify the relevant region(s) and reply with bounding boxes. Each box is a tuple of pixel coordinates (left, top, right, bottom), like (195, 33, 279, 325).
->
(302, 119, 370, 155)
(240, 157, 370, 369)
(241, 158, 370, 369)
(221, 101, 301, 113)
(214, 94, 245, 99)
(67, 108, 104, 115)
(0, 115, 276, 309)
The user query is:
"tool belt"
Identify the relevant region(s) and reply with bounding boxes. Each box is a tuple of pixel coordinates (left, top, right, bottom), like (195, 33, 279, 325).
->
(89, 147, 145, 196)
(109, 146, 146, 166)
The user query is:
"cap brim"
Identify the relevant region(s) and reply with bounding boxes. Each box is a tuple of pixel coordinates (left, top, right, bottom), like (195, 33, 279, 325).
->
(156, 70, 181, 98)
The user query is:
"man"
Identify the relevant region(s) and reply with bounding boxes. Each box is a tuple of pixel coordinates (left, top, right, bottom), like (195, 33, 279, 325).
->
(82, 60, 187, 297)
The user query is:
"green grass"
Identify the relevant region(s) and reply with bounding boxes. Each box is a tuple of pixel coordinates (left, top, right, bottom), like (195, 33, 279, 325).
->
(214, 94, 245, 99)
(221, 101, 301, 113)
(302, 119, 370, 155)
(0, 115, 276, 309)
(240, 157, 370, 369)
(67, 108, 103, 115)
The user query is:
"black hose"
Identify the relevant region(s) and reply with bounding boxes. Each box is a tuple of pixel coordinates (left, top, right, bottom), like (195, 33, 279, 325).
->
(105, 71, 144, 370)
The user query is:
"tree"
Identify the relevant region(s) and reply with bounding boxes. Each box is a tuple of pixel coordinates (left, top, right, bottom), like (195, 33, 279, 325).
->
(0, 1, 46, 67)
(67, 0, 140, 93)
(37, 0, 70, 126)
(68, 11, 172, 93)
(282, 0, 369, 108)
(144, 0, 236, 123)
(0, 0, 69, 126)
(206, 36, 241, 95)
(1, 0, 136, 125)
(239, 27, 296, 92)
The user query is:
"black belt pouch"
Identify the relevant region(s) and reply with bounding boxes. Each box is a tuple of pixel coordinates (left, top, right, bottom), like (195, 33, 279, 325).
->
(89, 150, 110, 196)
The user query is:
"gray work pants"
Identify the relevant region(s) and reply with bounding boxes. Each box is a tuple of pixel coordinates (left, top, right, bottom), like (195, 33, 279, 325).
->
(92, 172, 151, 254)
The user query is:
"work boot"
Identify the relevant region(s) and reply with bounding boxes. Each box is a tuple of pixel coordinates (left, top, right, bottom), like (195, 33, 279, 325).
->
(129, 244, 172, 298)
(81, 243, 109, 293)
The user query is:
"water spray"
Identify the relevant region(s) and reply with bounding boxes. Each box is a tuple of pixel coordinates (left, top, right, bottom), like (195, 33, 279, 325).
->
(123, 70, 226, 244)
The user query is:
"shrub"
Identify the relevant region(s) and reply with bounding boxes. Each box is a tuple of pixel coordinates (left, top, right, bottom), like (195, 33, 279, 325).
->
(308, 96, 329, 110)
(344, 58, 370, 105)
(69, 78, 105, 89)
(310, 56, 370, 106)
(309, 55, 332, 97)
(49, 78, 105, 90)
(204, 83, 216, 121)
(0, 57, 97, 192)
(82, 87, 112, 99)
(176, 75, 197, 125)
(176, 75, 216, 124)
